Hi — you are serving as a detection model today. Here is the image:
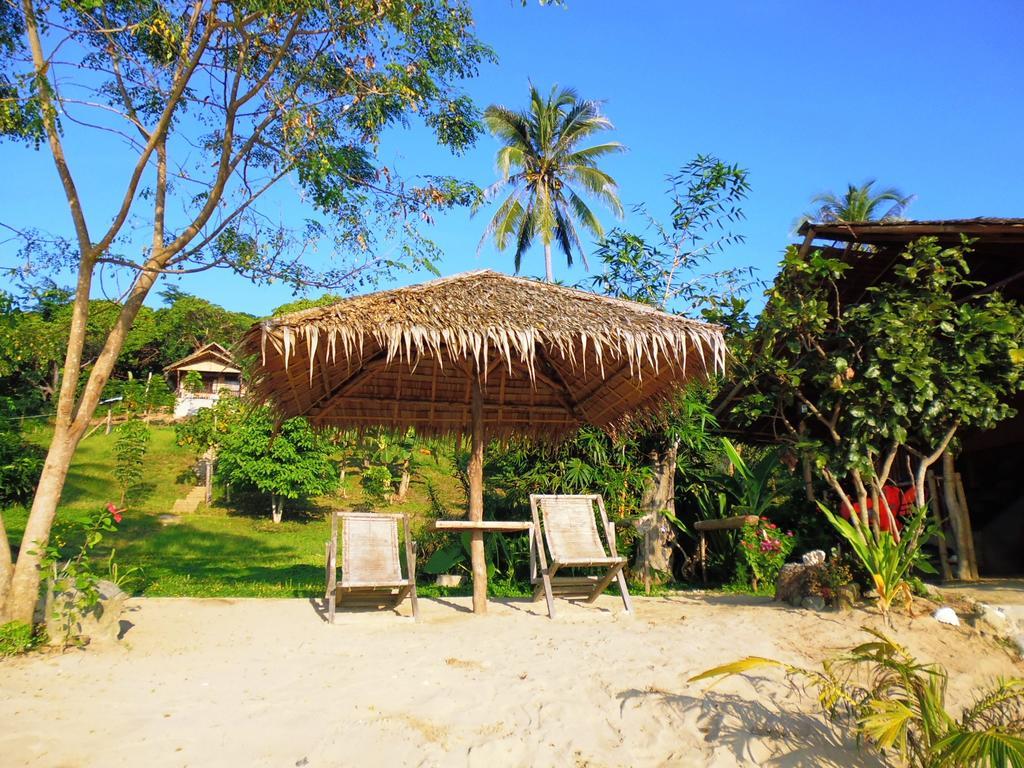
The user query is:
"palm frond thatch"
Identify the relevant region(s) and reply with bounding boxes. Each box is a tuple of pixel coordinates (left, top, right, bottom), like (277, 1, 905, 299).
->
(241, 270, 726, 439)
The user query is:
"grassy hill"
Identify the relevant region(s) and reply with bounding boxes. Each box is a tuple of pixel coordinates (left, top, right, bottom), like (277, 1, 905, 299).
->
(7, 423, 469, 597)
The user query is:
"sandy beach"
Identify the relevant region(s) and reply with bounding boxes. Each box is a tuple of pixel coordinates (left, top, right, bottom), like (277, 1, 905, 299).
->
(2, 593, 1020, 768)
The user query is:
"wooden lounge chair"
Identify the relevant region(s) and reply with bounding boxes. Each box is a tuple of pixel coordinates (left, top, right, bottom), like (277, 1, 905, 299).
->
(529, 494, 633, 618)
(325, 511, 419, 623)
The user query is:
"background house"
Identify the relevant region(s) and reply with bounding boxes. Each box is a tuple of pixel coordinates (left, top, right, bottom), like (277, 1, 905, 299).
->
(164, 342, 243, 419)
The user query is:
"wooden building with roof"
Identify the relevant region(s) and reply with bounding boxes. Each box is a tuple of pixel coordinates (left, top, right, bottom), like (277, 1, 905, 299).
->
(718, 218, 1024, 577)
(164, 342, 244, 419)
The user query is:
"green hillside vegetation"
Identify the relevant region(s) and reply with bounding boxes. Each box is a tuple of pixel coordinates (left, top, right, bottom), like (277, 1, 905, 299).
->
(6, 424, 468, 598)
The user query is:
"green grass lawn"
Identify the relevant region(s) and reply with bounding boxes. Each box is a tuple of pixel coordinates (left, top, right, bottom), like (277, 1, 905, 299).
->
(6, 422, 471, 598)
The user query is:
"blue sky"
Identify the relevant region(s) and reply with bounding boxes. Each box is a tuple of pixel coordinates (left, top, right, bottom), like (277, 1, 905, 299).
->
(2, 0, 1022, 317)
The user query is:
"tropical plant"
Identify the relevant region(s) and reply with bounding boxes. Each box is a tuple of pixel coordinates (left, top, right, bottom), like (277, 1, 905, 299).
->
(720, 438, 792, 519)
(804, 180, 914, 224)
(477, 83, 625, 281)
(112, 418, 151, 505)
(691, 628, 1024, 768)
(821, 503, 936, 625)
(215, 407, 338, 523)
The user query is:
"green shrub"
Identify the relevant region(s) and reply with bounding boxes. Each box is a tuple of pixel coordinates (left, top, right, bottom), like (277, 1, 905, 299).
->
(0, 620, 37, 656)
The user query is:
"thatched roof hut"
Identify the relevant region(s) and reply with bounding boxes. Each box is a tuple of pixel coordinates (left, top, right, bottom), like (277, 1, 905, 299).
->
(241, 270, 726, 439)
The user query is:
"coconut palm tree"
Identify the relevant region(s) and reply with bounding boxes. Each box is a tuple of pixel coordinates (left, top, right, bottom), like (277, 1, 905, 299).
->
(477, 84, 625, 281)
(805, 180, 914, 224)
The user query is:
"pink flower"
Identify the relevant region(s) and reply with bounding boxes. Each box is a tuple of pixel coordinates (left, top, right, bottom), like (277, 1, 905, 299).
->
(107, 502, 123, 524)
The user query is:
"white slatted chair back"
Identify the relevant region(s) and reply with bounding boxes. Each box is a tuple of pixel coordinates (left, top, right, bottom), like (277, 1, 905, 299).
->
(538, 496, 607, 562)
(341, 513, 403, 584)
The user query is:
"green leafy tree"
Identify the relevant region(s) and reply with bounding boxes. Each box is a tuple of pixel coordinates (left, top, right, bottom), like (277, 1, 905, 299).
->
(0, 0, 496, 622)
(804, 179, 914, 224)
(477, 84, 625, 281)
(216, 407, 338, 523)
(736, 238, 1024, 581)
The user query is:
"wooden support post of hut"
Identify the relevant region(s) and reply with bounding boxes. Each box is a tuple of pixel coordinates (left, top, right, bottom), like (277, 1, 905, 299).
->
(693, 514, 760, 584)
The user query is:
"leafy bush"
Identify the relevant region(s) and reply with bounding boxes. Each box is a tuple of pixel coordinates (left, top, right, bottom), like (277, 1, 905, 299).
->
(360, 465, 395, 502)
(734, 517, 795, 590)
(0, 426, 45, 505)
(804, 548, 854, 603)
(0, 620, 37, 656)
(692, 629, 1024, 768)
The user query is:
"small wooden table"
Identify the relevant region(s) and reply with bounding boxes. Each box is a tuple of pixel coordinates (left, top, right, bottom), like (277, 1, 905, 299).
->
(432, 520, 534, 613)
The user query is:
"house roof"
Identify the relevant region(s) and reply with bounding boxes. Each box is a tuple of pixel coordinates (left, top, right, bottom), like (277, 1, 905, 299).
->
(164, 342, 241, 374)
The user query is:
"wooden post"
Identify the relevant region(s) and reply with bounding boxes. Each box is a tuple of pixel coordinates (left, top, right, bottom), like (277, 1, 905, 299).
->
(954, 473, 980, 580)
(468, 368, 487, 614)
(926, 470, 952, 581)
(105, 407, 112, 435)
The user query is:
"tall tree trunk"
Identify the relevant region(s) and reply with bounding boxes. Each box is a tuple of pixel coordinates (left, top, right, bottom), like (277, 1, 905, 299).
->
(271, 495, 283, 524)
(543, 242, 553, 283)
(636, 443, 677, 592)
(4, 431, 80, 623)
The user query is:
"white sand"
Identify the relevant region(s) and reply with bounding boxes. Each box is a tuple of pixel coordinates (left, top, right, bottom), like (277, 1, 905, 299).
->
(1, 594, 1020, 767)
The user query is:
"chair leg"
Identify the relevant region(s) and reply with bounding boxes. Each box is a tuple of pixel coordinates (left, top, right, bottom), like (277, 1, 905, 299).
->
(586, 562, 625, 604)
(540, 563, 557, 619)
(329, 589, 336, 624)
(409, 543, 420, 623)
(615, 568, 633, 614)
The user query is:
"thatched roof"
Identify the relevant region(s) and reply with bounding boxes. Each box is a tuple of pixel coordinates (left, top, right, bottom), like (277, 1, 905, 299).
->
(241, 270, 726, 438)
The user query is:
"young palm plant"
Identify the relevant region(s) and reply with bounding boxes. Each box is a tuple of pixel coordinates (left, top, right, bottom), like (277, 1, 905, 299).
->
(691, 629, 1024, 767)
(477, 84, 625, 281)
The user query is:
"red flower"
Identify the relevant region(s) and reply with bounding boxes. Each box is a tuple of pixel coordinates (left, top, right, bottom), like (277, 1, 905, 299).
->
(106, 502, 123, 524)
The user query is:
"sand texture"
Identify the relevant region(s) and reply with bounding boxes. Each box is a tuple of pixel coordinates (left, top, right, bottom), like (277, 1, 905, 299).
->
(2, 594, 1020, 767)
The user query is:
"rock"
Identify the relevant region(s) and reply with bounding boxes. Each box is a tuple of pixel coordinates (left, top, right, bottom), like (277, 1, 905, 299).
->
(801, 550, 826, 566)
(157, 513, 181, 526)
(45, 579, 128, 646)
(801, 595, 826, 612)
(933, 606, 960, 627)
(833, 583, 861, 611)
(435, 574, 463, 588)
(1014, 635, 1024, 658)
(978, 603, 1011, 632)
(774, 563, 809, 607)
